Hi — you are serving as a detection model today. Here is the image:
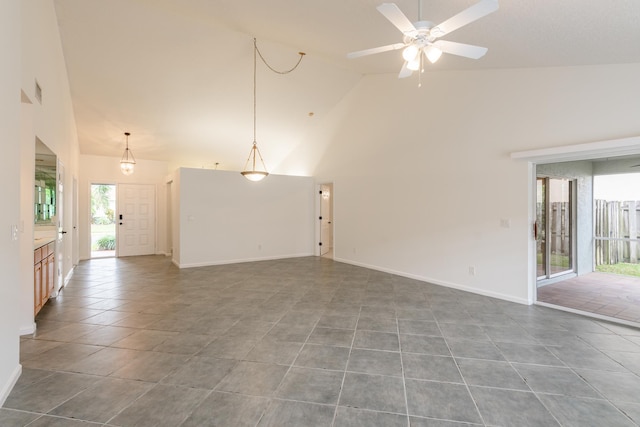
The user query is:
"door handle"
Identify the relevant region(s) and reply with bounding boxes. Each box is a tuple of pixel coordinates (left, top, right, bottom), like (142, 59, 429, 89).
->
(533, 221, 538, 240)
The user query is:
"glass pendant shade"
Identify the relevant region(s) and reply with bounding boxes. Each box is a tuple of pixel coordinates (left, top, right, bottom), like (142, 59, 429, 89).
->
(402, 44, 419, 62)
(241, 142, 268, 182)
(120, 159, 135, 175)
(241, 171, 269, 182)
(407, 55, 421, 71)
(120, 132, 136, 176)
(425, 45, 442, 63)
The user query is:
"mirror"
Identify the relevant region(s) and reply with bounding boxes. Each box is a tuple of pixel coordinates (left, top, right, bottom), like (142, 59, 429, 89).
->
(35, 139, 56, 225)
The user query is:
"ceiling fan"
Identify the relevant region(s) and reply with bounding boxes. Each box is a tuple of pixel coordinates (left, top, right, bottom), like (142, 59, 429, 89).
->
(348, 0, 499, 78)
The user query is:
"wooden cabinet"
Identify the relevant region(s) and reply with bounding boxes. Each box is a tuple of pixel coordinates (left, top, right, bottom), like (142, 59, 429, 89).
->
(34, 248, 43, 314)
(34, 241, 55, 316)
(42, 242, 56, 301)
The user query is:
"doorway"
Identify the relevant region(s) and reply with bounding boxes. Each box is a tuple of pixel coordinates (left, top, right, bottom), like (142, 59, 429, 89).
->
(319, 183, 333, 258)
(56, 160, 65, 292)
(536, 177, 574, 281)
(90, 183, 117, 258)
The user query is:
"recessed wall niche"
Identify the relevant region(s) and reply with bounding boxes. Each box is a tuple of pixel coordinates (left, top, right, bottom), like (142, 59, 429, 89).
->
(35, 139, 56, 225)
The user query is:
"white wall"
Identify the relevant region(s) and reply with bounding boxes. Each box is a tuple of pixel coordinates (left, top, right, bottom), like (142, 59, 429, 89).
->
(78, 154, 170, 260)
(19, 0, 80, 334)
(313, 64, 640, 304)
(0, 0, 23, 406)
(175, 169, 315, 267)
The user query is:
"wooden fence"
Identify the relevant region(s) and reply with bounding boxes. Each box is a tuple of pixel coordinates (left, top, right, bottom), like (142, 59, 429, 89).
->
(594, 200, 640, 265)
(549, 202, 570, 257)
(536, 201, 571, 259)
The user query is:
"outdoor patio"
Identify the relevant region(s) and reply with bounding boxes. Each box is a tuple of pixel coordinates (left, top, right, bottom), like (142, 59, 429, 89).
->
(537, 272, 640, 325)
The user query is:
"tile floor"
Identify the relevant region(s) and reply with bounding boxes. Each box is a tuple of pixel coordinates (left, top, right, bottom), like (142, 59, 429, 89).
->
(537, 272, 640, 323)
(2, 255, 640, 426)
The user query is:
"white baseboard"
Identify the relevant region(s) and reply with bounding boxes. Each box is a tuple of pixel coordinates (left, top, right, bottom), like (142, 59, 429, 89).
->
(19, 322, 36, 336)
(177, 253, 314, 269)
(64, 267, 75, 287)
(333, 257, 531, 306)
(0, 364, 22, 407)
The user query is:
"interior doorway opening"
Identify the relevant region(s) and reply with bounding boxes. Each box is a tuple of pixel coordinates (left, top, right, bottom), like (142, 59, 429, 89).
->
(90, 183, 116, 258)
(319, 183, 333, 258)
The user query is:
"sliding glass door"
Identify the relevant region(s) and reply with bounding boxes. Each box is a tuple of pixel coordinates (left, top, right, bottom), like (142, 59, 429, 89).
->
(536, 177, 574, 280)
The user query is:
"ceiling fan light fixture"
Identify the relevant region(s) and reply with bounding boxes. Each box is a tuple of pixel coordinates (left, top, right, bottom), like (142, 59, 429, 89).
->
(425, 45, 442, 63)
(407, 55, 421, 71)
(402, 44, 419, 62)
(347, 0, 499, 82)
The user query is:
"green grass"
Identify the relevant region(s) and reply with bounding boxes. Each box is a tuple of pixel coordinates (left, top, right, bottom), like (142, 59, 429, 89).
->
(91, 223, 115, 234)
(536, 253, 570, 268)
(596, 262, 640, 277)
(91, 223, 115, 251)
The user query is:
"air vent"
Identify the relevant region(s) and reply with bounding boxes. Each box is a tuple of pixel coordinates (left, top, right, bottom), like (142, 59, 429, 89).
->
(35, 80, 42, 104)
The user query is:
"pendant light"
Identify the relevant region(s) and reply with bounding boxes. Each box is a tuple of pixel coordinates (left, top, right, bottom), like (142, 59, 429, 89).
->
(120, 132, 136, 176)
(241, 38, 305, 182)
(241, 39, 269, 181)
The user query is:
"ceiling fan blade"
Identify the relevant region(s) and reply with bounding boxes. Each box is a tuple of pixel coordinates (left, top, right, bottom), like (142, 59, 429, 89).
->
(347, 43, 405, 59)
(433, 40, 488, 59)
(398, 62, 413, 78)
(431, 0, 499, 38)
(377, 3, 417, 35)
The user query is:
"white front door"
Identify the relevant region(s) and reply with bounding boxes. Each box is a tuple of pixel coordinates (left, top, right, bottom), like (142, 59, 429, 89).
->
(117, 183, 156, 257)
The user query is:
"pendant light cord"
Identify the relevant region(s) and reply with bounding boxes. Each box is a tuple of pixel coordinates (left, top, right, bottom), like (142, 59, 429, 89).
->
(252, 37, 306, 143)
(253, 38, 257, 144)
(254, 38, 306, 75)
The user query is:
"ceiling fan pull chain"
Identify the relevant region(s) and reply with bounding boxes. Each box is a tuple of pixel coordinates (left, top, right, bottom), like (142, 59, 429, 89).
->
(254, 39, 306, 75)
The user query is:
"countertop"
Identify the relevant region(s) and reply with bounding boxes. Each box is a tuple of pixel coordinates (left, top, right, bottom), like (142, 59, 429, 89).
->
(34, 237, 56, 250)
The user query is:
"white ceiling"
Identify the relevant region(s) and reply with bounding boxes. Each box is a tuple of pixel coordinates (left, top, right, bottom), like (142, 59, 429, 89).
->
(53, 0, 640, 172)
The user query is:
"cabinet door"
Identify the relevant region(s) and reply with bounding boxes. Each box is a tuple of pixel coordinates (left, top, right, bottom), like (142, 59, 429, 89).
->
(47, 254, 55, 297)
(34, 262, 42, 315)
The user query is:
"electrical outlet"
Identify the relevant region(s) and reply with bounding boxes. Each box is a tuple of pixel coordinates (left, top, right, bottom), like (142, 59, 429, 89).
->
(500, 218, 511, 228)
(468, 266, 476, 276)
(11, 225, 18, 241)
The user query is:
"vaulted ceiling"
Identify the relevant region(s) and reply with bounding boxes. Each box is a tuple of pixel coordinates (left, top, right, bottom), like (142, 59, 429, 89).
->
(53, 0, 640, 173)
